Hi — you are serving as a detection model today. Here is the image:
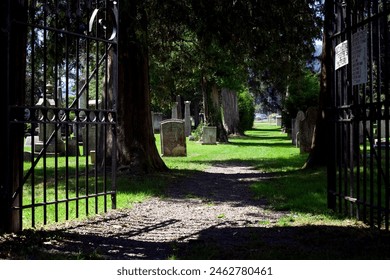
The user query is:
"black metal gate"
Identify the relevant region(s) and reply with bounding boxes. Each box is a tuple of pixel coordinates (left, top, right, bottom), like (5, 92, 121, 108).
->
(326, 0, 390, 230)
(1, 0, 118, 232)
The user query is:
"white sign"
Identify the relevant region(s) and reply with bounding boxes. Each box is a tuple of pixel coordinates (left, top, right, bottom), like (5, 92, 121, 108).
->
(352, 29, 368, 85)
(335, 40, 349, 70)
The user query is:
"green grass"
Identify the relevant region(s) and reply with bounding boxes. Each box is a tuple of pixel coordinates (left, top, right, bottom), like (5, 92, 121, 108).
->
(12, 122, 389, 260)
(159, 124, 307, 173)
(20, 122, 350, 229)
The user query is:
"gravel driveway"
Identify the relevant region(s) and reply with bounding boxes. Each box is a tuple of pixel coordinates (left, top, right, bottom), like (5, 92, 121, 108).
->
(2, 162, 390, 259)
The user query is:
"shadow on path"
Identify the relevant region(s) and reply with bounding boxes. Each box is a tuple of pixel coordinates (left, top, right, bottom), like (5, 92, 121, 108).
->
(2, 161, 390, 260)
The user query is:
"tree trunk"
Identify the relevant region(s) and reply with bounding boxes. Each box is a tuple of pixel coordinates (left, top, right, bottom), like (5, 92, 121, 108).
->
(221, 88, 241, 135)
(303, 34, 329, 169)
(117, 1, 168, 173)
(202, 78, 228, 142)
(96, 48, 115, 169)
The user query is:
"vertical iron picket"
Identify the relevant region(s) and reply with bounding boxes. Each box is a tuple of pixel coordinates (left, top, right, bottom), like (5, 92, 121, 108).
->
(327, 0, 390, 230)
(2, 0, 118, 232)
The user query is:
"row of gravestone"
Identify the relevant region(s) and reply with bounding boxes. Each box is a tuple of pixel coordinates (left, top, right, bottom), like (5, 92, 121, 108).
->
(159, 120, 217, 157)
(291, 107, 318, 154)
(155, 99, 217, 157)
(291, 107, 390, 153)
(153, 99, 192, 137)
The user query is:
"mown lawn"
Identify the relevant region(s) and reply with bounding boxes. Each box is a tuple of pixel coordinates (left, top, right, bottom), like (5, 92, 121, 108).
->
(20, 121, 358, 229)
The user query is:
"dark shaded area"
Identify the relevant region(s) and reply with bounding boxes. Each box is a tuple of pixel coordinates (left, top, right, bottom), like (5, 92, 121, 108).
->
(2, 219, 390, 260)
(176, 225, 390, 260)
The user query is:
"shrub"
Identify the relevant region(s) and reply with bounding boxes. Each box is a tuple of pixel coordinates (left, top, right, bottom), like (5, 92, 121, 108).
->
(238, 89, 255, 133)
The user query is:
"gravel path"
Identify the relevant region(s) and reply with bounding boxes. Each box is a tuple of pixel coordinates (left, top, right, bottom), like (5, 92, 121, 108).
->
(3, 162, 390, 259)
(1, 162, 286, 259)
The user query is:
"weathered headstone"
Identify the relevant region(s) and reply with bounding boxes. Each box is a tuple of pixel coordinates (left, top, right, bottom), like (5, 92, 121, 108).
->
(160, 120, 187, 156)
(35, 84, 65, 154)
(184, 101, 191, 137)
(293, 111, 306, 146)
(202, 126, 217, 145)
(24, 136, 40, 147)
(171, 102, 178, 119)
(152, 112, 163, 133)
(276, 115, 282, 126)
(176, 95, 182, 119)
(82, 125, 97, 156)
(82, 100, 101, 156)
(299, 107, 317, 153)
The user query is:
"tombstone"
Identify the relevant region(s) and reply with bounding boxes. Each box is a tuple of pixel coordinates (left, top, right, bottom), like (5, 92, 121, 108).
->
(291, 118, 296, 144)
(299, 107, 317, 153)
(82, 124, 98, 157)
(171, 102, 178, 119)
(152, 112, 163, 133)
(78, 79, 87, 117)
(24, 136, 40, 147)
(176, 95, 182, 119)
(35, 84, 65, 154)
(378, 119, 389, 139)
(184, 101, 191, 137)
(293, 111, 306, 146)
(202, 126, 217, 145)
(81, 100, 101, 156)
(276, 115, 282, 126)
(160, 119, 187, 156)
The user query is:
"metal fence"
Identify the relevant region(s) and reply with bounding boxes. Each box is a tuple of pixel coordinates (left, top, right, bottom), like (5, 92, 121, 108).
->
(326, 0, 390, 230)
(1, 0, 118, 232)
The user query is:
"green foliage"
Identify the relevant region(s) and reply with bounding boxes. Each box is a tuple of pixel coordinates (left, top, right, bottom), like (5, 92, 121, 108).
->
(238, 89, 255, 133)
(191, 121, 205, 141)
(145, 0, 322, 114)
(283, 69, 320, 126)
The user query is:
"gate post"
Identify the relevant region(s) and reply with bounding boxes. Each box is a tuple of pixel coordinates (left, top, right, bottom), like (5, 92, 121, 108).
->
(0, 0, 9, 233)
(0, 0, 27, 233)
(325, 0, 337, 210)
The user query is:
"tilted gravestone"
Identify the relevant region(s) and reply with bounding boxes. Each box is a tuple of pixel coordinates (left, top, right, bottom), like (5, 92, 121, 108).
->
(160, 119, 187, 156)
(299, 107, 318, 153)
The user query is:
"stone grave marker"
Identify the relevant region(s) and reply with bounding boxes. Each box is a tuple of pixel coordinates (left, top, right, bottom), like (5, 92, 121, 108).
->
(152, 112, 163, 133)
(299, 107, 317, 153)
(293, 111, 306, 146)
(202, 126, 217, 145)
(24, 136, 40, 147)
(276, 115, 282, 126)
(184, 101, 191, 136)
(160, 119, 187, 156)
(171, 102, 178, 119)
(35, 85, 65, 154)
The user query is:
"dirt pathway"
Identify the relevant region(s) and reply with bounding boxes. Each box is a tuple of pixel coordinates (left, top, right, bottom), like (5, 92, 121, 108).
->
(1, 162, 287, 259)
(2, 162, 390, 259)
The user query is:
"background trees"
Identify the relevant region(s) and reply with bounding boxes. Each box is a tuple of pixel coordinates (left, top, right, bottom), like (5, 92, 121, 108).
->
(97, 0, 323, 172)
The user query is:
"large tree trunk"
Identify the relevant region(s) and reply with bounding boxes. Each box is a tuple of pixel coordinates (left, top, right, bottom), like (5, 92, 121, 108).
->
(202, 78, 228, 142)
(117, 1, 168, 173)
(303, 34, 329, 169)
(96, 48, 115, 169)
(221, 88, 241, 135)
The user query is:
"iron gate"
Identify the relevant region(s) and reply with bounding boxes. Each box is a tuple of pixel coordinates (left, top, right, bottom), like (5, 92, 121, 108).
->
(326, 0, 390, 230)
(1, 0, 118, 232)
